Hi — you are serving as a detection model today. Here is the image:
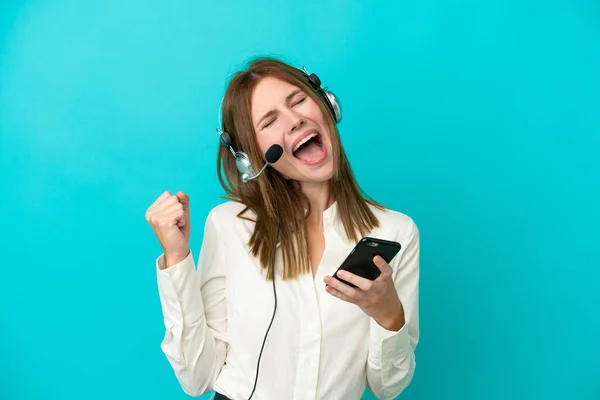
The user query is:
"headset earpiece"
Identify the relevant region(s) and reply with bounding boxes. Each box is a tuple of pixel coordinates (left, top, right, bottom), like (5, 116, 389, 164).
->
(217, 128, 256, 182)
(322, 90, 341, 124)
(234, 153, 254, 182)
(300, 68, 342, 124)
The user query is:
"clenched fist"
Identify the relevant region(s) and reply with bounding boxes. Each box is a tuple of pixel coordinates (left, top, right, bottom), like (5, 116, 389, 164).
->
(145, 190, 191, 268)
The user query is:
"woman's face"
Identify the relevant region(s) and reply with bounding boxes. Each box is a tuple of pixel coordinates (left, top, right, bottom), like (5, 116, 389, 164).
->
(250, 76, 335, 184)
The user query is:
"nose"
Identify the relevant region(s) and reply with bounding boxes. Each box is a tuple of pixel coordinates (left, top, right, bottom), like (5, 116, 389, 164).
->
(286, 112, 305, 135)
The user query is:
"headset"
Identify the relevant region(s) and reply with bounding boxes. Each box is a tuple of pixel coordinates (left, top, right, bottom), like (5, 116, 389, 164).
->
(214, 66, 341, 400)
(216, 66, 342, 182)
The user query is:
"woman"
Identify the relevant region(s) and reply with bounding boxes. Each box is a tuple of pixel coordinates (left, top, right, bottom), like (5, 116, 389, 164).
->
(145, 58, 420, 400)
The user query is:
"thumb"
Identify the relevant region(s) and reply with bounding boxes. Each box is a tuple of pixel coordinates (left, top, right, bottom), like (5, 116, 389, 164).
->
(176, 192, 190, 210)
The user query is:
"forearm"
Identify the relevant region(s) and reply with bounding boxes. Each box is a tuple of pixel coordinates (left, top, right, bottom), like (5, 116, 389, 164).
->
(156, 252, 226, 396)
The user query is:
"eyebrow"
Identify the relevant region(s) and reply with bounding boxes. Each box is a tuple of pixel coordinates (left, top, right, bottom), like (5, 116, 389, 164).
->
(255, 88, 304, 129)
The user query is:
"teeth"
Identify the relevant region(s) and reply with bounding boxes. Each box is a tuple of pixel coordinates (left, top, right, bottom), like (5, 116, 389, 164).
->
(293, 133, 318, 152)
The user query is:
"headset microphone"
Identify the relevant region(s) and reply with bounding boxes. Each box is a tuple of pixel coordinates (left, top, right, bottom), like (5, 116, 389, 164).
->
(265, 144, 284, 164)
(243, 144, 283, 182)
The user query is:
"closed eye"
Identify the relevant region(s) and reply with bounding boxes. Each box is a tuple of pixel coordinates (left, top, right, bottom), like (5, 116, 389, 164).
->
(293, 96, 306, 106)
(262, 118, 276, 129)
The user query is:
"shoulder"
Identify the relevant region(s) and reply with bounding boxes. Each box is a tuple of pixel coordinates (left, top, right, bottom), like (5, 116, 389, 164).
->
(369, 203, 418, 232)
(367, 203, 419, 243)
(205, 200, 251, 223)
(203, 200, 255, 233)
(207, 200, 246, 218)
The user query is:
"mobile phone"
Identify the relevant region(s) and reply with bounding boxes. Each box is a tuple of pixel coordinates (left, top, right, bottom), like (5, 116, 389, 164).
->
(332, 237, 401, 288)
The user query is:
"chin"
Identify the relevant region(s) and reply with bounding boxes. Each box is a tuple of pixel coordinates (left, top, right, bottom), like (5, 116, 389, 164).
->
(299, 161, 335, 183)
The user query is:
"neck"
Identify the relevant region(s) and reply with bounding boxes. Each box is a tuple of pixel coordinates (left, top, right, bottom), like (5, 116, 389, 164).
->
(300, 181, 334, 223)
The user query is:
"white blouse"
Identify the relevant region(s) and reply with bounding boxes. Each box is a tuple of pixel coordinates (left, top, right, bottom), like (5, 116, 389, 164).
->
(155, 200, 420, 400)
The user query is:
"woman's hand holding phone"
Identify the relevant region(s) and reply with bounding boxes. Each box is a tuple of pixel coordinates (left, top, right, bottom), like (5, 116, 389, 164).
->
(323, 238, 406, 332)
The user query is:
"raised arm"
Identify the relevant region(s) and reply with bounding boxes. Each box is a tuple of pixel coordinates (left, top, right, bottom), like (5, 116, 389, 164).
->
(146, 192, 228, 396)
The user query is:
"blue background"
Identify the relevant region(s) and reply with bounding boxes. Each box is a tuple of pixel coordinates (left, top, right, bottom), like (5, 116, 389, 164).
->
(1, 0, 599, 399)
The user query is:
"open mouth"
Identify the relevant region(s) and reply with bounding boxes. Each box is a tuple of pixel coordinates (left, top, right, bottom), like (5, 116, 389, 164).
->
(292, 133, 325, 163)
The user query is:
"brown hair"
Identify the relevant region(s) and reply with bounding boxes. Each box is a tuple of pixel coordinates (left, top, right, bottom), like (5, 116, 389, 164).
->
(217, 57, 384, 280)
